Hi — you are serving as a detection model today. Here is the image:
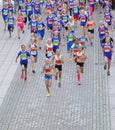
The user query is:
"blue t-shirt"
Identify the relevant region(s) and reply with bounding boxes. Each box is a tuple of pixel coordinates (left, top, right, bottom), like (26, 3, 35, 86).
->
(33, 2, 41, 14)
(61, 14, 69, 24)
(26, 3, 33, 14)
(73, 5, 80, 15)
(98, 25, 108, 39)
(18, 51, 30, 64)
(104, 13, 113, 24)
(21, 9, 27, 18)
(2, 7, 9, 16)
(79, 14, 88, 25)
(46, 16, 54, 27)
(52, 36, 60, 47)
(29, 20, 38, 32)
(37, 21, 45, 32)
(7, 17, 15, 27)
(102, 43, 113, 57)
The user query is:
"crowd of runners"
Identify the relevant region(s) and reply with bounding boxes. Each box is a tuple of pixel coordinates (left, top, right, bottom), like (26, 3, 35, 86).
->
(1, 0, 115, 96)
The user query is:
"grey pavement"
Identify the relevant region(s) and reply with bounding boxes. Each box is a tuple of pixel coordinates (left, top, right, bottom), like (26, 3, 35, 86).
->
(0, 7, 114, 130)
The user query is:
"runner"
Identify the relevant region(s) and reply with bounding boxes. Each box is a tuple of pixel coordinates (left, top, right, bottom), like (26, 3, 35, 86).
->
(52, 31, 60, 53)
(41, 58, 53, 97)
(75, 46, 87, 85)
(70, 38, 80, 60)
(66, 27, 74, 55)
(45, 0, 53, 14)
(17, 10, 24, 39)
(73, 1, 80, 24)
(29, 37, 38, 73)
(51, 49, 64, 87)
(2, 3, 9, 31)
(21, 4, 27, 25)
(15, 44, 31, 81)
(7, 12, 15, 38)
(67, 16, 76, 35)
(28, 14, 38, 34)
(88, 0, 96, 16)
(26, 0, 33, 22)
(104, 8, 113, 30)
(97, 20, 108, 44)
(43, 38, 54, 59)
(79, 9, 88, 35)
(33, 0, 41, 15)
(37, 15, 46, 49)
(46, 11, 54, 36)
(102, 38, 114, 75)
(61, 9, 69, 39)
(86, 16, 95, 45)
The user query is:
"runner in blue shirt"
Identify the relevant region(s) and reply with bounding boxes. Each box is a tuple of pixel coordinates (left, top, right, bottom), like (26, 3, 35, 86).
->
(37, 16, 46, 49)
(7, 12, 15, 38)
(97, 21, 108, 43)
(15, 44, 31, 81)
(33, 0, 41, 15)
(102, 38, 113, 75)
(2, 3, 9, 31)
(28, 14, 38, 33)
(26, 0, 33, 22)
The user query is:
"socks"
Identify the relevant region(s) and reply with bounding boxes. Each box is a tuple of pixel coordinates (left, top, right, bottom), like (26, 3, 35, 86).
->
(77, 73, 80, 82)
(59, 78, 61, 83)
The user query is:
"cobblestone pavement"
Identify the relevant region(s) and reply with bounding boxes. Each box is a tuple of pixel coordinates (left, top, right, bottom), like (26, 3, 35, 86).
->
(0, 8, 114, 130)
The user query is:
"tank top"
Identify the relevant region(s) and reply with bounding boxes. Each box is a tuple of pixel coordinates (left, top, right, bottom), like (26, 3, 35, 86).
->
(55, 55, 62, 65)
(30, 44, 37, 55)
(46, 44, 53, 57)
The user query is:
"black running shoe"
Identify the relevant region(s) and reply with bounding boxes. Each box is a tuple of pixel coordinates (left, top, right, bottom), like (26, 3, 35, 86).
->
(104, 64, 107, 70)
(32, 70, 35, 73)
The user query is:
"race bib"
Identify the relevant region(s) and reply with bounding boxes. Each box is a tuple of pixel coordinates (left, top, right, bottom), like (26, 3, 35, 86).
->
(81, 17, 85, 22)
(21, 53, 27, 60)
(28, 6, 32, 11)
(74, 8, 78, 13)
(9, 19, 13, 24)
(38, 24, 42, 30)
(106, 16, 110, 22)
(63, 17, 67, 22)
(104, 46, 110, 52)
(53, 40, 59, 45)
(68, 35, 73, 41)
(48, 19, 53, 24)
(4, 10, 8, 15)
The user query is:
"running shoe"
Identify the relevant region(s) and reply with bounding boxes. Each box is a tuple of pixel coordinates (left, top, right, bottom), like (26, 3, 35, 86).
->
(91, 42, 93, 46)
(24, 76, 27, 81)
(58, 83, 61, 87)
(104, 64, 107, 70)
(107, 71, 110, 76)
(46, 93, 51, 97)
(21, 74, 24, 79)
(78, 81, 81, 85)
(55, 75, 58, 80)
(32, 70, 35, 73)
